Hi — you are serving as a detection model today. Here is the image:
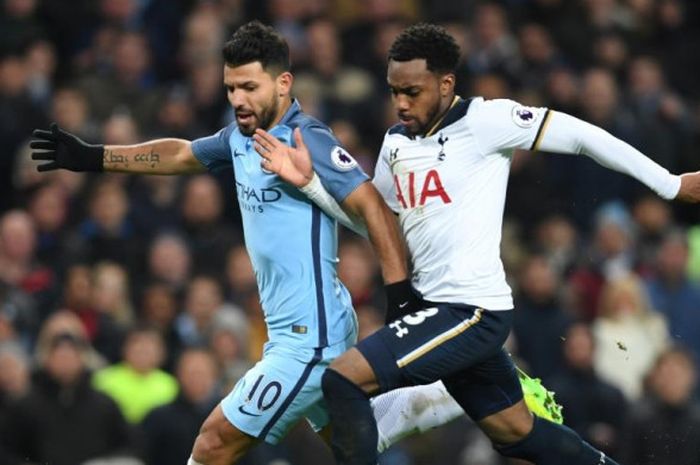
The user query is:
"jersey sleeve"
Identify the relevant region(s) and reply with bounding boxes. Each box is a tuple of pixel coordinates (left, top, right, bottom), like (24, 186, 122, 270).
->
(300, 124, 369, 203)
(468, 98, 551, 155)
(191, 125, 234, 173)
(372, 142, 400, 213)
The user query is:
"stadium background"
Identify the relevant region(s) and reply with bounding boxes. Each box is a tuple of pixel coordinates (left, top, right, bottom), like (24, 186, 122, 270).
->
(1, 0, 700, 464)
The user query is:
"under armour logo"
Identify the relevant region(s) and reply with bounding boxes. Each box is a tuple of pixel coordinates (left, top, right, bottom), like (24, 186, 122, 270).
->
(437, 133, 448, 161)
(390, 147, 399, 162)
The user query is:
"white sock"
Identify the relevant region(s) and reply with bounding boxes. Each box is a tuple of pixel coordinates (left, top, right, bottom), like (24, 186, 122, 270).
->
(370, 381, 465, 452)
(187, 456, 205, 465)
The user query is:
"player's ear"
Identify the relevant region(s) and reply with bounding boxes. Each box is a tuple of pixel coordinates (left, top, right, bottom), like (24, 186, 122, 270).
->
(440, 73, 455, 97)
(276, 71, 294, 97)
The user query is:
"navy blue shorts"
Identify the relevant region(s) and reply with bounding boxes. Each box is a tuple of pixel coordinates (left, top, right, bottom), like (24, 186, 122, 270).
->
(357, 304, 523, 421)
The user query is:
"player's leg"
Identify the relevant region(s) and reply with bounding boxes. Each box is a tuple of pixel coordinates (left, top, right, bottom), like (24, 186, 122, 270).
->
(322, 304, 499, 465)
(444, 348, 622, 465)
(371, 369, 563, 453)
(189, 405, 257, 465)
(191, 345, 329, 464)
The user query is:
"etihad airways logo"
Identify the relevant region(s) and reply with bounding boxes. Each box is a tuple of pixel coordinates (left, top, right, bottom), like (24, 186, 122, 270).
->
(235, 181, 282, 213)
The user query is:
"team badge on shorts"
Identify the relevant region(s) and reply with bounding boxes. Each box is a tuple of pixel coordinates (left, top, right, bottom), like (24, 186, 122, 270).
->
(511, 105, 539, 128)
(331, 146, 358, 171)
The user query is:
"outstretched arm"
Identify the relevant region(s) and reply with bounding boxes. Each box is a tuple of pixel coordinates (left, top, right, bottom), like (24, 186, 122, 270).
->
(535, 111, 699, 201)
(31, 123, 206, 174)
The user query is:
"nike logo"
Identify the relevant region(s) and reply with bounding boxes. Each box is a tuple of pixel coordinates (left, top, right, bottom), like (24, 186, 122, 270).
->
(399, 302, 409, 309)
(238, 405, 262, 417)
(234, 150, 244, 157)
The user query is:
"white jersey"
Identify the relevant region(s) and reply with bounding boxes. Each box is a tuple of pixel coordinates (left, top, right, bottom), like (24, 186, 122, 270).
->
(373, 97, 551, 310)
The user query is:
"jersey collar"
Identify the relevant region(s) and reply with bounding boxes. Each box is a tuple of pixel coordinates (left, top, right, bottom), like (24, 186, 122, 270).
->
(387, 96, 473, 140)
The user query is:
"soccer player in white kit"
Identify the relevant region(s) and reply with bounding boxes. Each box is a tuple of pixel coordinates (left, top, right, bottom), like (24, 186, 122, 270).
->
(253, 23, 700, 465)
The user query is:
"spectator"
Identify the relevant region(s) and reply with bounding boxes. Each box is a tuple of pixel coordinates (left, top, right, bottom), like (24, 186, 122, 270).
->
(0, 330, 135, 465)
(645, 230, 700, 371)
(93, 324, 177, 424)
(592, 273, 669, 400)
(547, 323, 627, 457)
(620, 347, 700, 465)
(513, 254, 572, 379)
(140, 282, 182, 371)
(141, 348, 221, 465)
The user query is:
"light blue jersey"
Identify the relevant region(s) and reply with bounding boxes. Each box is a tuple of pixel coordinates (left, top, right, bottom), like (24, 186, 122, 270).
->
(192, 99, 368, 351)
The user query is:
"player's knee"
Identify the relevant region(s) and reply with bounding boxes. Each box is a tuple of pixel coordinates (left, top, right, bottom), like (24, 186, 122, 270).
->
(191, 417, 234, 463)
(322, 368, 363, 401)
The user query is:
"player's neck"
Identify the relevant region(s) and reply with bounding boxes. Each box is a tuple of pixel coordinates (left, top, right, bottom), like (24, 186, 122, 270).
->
(423, 95, 459, 137)
(267, 97, 293, 130)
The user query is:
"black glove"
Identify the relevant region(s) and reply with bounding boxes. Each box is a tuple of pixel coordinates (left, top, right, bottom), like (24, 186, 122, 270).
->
(384, 279, 422, 324)
(30, 123, 104, 172)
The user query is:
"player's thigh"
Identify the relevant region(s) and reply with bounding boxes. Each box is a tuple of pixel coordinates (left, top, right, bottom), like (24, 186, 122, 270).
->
(442, 347, 525, 426)
(477, 399, 533, 444)
(357, 305, 510, 393)
(220, 346, 329, 445)
(327, 347, 380, 394)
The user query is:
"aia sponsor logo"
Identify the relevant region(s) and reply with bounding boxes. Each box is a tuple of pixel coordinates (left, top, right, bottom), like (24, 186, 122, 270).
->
(393, 169, 452, 208)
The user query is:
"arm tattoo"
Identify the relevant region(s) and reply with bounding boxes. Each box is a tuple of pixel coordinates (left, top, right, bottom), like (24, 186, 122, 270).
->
(134, 148, 161, 168)
(104, 149, 129, 168)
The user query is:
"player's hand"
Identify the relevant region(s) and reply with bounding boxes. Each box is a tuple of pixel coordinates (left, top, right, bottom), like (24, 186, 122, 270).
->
(384, 279, 423, 324)
(253, 127, 313, 187)
(676, 171, 700, 203)
(30, 123, 104, 172)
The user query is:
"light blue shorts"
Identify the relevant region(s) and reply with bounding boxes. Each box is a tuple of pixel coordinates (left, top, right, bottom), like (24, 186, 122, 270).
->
(221, 328, 356, 444)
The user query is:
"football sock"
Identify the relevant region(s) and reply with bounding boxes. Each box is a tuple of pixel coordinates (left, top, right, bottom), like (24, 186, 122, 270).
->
(496, 416, 621, 465)
(321, 369, 378, 465)
(371, 381, 464, 452)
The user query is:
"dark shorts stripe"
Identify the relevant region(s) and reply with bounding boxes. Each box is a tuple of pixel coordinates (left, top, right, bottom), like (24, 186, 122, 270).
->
(258, 348, 324, 440)
(311, 205, 328, 347)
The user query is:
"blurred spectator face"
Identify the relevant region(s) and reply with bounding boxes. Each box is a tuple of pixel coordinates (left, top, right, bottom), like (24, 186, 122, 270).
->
(0, 55, 28, 97)
(35, 311, 91, 366)
(91, 262, 131, 320)
(519, 23, 554, 64)
(593, 34, 628, 71)
(182, 175, 222, 225)
(44, 334, 87, 386)
(177, 349, 218, 404)
(595, 222, 629, 259)
(226, 245, 256, 295)
(628, 57, 664, 97)
(307, 19, 340, 76)
(598, 275, 651, 320)
(26, 40, 56, 81)
(148, 235, 191, 287)
(185, 277, 223, 326)
(471, 74, 510, 100)
(112, 32, 150, 84)
(141, 284, 177, 329)
(655, 233, 689, 282)
(158, 87, 194, 131)
(89, 181, 129, 232)
(189, 57, 222, 106)
(474, 4, 509, 46)
(0, 210, 36, 264)
(632, 196, 671, 237)
(102, 113, 140, 145)
(580, 69, 618, 123)
(563, 323, 595, 370)
(520, 256, 558, 303)
(585, 0, 616, 23)
(182, 5, 226, 63)
(52, 88, 90, 133)
(29, 183, 67, 234)
(658, 0, 683, 28)
(4, 0, 36, 17)
(546, 68, 578, 106)
(338, 241, 376, 298)
(374, 20, 406, 62)
(648, 350, 696, 406)
(0, 345, 30, 398)
(536, 216, 577, 254)
(100, 0, 137, 24)
(123, 329, 164, 373)
(64, 265, 94, 309)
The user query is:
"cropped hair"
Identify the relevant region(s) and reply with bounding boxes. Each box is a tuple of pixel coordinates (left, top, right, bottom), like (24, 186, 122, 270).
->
(388, 23, 460, 73)
(222, 20, 290, 72)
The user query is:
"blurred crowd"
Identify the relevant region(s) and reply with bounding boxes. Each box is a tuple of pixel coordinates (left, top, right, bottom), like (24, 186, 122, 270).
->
(1, 0, 700, 464)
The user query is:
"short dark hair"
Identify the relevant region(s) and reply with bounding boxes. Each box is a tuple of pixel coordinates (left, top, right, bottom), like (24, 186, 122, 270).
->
(388, 23, 460, 74)
(222, 20, 290, 73)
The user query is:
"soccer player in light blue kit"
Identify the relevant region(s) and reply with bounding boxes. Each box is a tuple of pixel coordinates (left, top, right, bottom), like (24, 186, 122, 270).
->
(29, 21, 415, 465)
